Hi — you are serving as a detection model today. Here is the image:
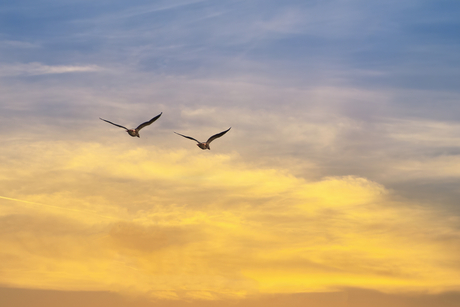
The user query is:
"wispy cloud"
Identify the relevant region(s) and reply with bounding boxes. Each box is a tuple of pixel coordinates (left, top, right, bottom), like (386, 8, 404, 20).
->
(0, 40, 40, 49)
(0, 62, 103, 77)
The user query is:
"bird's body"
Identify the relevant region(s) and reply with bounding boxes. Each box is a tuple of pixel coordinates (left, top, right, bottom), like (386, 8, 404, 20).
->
(100, 113, 162, 137)
(174, 127, 231, 150)
(126, 129, 141, 137)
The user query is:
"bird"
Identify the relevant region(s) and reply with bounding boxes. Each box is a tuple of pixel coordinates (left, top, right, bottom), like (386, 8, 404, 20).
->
(174, 127, 231, 150)
(99, 113, 162, 138)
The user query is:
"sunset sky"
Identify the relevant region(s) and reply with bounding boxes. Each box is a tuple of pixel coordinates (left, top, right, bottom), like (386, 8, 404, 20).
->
(1, 1, 460, 306)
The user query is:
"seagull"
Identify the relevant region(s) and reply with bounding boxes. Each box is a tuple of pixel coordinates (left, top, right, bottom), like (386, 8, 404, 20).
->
(99, 113, 162, 138)
(174, 127, 231, 150)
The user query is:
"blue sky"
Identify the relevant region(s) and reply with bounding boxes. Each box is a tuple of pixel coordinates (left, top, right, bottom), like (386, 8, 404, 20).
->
(1, 1, 460, 306)
(2, 0, 459, 96)
(2, 0, 459, 81)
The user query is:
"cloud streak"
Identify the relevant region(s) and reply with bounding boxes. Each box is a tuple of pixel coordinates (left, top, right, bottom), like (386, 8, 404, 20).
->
(0, 62, 103, 77)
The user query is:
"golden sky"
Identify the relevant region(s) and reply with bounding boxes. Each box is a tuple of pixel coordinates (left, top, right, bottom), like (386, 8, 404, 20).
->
(1, 141, 460, 306)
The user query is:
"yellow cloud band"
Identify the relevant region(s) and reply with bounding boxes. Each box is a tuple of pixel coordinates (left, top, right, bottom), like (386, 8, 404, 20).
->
(0, 142, 459, 300)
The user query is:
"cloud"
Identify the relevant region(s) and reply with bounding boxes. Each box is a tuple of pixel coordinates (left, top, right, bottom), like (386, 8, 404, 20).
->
(0, 40, 40, 49)
(0, 141, 459, 300)
(0, 62, 103, 77)
(385, 118, 460, 148)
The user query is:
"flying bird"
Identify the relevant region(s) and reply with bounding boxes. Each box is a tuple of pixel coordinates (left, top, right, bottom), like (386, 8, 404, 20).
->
(174, 127, 231, 150)
(99, 112, 162, 138)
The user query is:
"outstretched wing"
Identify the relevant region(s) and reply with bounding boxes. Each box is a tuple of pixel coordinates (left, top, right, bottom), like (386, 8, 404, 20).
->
(136, 112, 162, 131)
(207, 127, 231, 144)
(100, 118, 128, 130)
(174, 132, 201, 143)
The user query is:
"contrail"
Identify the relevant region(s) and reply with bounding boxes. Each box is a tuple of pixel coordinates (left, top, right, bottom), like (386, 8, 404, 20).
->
(0, 195, 118, 220)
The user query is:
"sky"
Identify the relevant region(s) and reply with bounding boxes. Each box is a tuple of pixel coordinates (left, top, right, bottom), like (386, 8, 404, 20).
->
(1, 0, 460, 306)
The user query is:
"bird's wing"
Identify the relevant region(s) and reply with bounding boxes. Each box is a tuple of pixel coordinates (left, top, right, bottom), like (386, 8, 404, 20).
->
(174, 132, 201, 143)
(136, 112, 162, 131)
(99, 118, 128, 130)
(207, 127, 231, 144)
